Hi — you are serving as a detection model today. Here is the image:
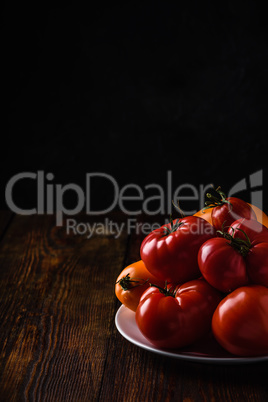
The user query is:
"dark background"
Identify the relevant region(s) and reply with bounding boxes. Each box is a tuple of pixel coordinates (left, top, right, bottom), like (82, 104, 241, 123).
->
(3, 1, 268, 215)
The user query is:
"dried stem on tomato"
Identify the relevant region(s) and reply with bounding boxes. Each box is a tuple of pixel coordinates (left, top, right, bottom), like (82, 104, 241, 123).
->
(116, 273, 149, 291)
(203, 186, 232, 211)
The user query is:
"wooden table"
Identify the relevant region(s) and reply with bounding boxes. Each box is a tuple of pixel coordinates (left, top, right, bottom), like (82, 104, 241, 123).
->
(0, 211, 267, 402)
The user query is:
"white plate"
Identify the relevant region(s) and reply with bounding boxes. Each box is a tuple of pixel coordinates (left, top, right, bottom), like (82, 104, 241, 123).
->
(115, 305, 268, 364)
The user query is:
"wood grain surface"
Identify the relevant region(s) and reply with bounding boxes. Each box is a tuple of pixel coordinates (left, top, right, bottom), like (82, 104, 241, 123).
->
(0, 211, 267, 402)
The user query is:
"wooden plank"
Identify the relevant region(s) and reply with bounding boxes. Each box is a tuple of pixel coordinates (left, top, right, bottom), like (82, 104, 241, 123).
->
(0, 210, 13, 238)
(0, 213, 129, 401)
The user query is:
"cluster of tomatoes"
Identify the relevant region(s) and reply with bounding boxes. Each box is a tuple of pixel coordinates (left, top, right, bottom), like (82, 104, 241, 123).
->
(115, 188, 268, 357)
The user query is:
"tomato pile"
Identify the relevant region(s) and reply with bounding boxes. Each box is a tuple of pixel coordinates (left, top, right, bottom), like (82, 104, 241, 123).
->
(115, 188, 268, 357)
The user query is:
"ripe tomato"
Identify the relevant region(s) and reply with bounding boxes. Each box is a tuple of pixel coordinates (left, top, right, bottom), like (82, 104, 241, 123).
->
(140, 216, 216, 284)
(136, 278, 222, 349)
(194, 203, 268, 228)
(248, 204, 268, 228)
(115, 260, 163, 312)
(212, 285, 268, 356)
(228, 219, 268, 287)
(198, 218, 268, 293)
(198, 237, 249, 293)
(202, 187, 256, 231)
(194, 207, 213, 225)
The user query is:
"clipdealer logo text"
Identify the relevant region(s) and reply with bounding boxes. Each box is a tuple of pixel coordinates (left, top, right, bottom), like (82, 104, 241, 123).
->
(5, 170, 263, 237)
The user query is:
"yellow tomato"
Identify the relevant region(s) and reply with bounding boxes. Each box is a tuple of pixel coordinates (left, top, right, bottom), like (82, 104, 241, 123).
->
(194, 207, 213, 225)
(250, 204, 268, 228)
(115, 260, 163, 312)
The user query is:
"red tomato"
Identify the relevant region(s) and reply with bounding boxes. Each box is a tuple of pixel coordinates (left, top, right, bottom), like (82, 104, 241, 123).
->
(194, 203, 268, 228)
(204, 187, 256, 231)
(198, 218, 268, 292)
(198, 237, 249, 293)
(228, 219, 268, 287)
(229, 217, 268, 244)
(115, 260, 163, 312)
(136, 278, 222, 349)
(140, 216, 216, 284)
(212, 285, 268, 356)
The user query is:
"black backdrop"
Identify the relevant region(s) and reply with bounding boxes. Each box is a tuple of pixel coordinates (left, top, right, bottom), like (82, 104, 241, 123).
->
(3, 2, 268, 215)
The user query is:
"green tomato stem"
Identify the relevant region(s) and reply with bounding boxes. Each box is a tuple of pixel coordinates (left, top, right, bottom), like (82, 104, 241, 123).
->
(149, 281, 177, 297)
(204, 186, 233, 211)
(217, 227, 252, 257)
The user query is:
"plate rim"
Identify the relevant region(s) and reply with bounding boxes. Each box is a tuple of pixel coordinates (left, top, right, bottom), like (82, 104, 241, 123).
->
(115, 304, 268, 364)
